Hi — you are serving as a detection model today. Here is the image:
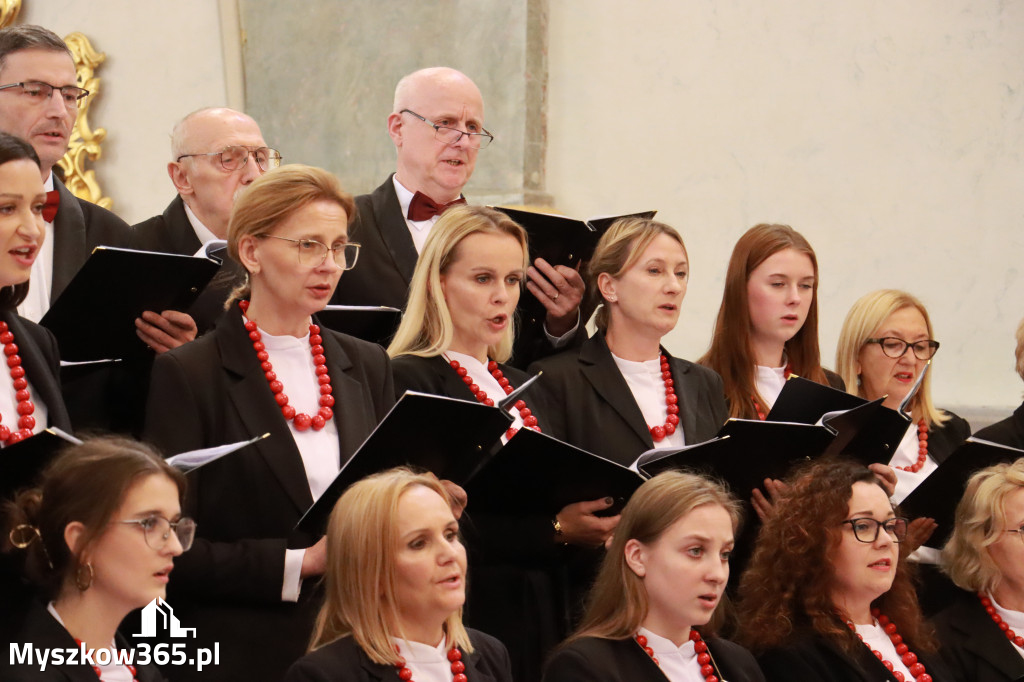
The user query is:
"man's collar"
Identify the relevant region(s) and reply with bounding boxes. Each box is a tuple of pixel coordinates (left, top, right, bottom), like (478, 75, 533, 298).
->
(392, 175, 417, 220)
(44, 171, 54, 192)
(182, 201, 220, 245)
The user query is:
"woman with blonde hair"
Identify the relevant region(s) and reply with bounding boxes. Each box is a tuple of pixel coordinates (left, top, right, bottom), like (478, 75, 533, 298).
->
(542, 470, 764, 682)
(835, 290, 969, 503)
(144, 164, 394, 681)
(388, 204, 606, 681)
(699, 223, 841, 421)
(737, 458, 952, 682)
(934, 459, 1024, 682)
(3, 437, 189, 681)
(284, 467, 512, 682)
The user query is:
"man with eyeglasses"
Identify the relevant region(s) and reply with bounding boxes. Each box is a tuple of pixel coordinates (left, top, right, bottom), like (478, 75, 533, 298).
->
(0, 25, 134, 323)
(131, 107, 279, 333)
(332, 66, 585, 365)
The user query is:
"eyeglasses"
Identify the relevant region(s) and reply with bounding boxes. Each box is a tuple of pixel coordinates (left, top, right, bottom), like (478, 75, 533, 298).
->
(120, 515, 196, 551)
(1007, 525, 1024, 544)
(400, 109, 494, 149)
(257, 234, 361, 270)
(176, 146, 282, 172)
(864, 337, 940, 361)
(0, 81, 89, 110)
(842, 517, 909, 544)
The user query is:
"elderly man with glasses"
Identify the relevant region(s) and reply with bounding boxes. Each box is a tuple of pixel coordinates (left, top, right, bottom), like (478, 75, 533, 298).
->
(131, 107, 281, 336)
(331, 66, 585, 366)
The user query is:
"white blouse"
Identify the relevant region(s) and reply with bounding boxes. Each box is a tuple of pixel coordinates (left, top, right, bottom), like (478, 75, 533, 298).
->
(853, 620, 915, 680)
(754, 363, 788, 412)
(47, 602, 134, 682)
(636, 627, 707, 682)
(611, 353, 685, 450)
(445, 351, 526, 444)
(392, 636, 453, 682)
(989, 592, 1024, 661)
(888, 424, 938, 505)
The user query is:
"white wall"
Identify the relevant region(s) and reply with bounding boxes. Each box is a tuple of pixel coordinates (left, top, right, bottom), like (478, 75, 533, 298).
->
(548, 1, 1024, 414)
(19, 0, 229, 224)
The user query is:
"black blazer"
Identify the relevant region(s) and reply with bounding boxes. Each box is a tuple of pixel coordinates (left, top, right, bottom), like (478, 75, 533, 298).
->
(933, 589, 1024, 682)
(283, 629, 513, 682)
(928, 410, 971, 465)
(4, 600, 165, 681)
(756, 630, 953, 682)
(50, 178, 133, 303)
(528, 332, 729, 466)
(142, 305, 394, 682)
(129, 196, 245, 335)
(542, 634, 765, 682)
(0, 310, 72, 432)
(974, 402, 1024, 451)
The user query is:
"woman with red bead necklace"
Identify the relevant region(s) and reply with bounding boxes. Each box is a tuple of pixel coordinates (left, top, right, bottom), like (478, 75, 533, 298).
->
(699, 223, 842, 422)
(542, 470, 765, 682)
(934, 458, 1024, 682)
(529, 217, 727, 465)
(737, 458, 952, 682)
(283, 468, 512, 682)
(388, 204, 608, 681)
(4, 437, 190, 681)
(835, 290, 969, 506)
(144, 165, 394, 682)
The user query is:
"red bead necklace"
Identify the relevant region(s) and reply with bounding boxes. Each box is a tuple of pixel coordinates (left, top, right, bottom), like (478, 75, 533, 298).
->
(978, 593, 1024, 648)
(447, 358, 540, 440)
(0, 320, 35, 444)
(635, 630, 721, 682)
(393, 646, 467, 682)
(239, 301, 334, 431)
(845, 609, 932, 682)
(752, 364, 792, 421)
(894, 420, 929, 473)
(73, 638, 138, 681)
(648, 355, 680, 442)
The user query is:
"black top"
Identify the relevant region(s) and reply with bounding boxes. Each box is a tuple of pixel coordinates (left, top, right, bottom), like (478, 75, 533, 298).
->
(528, 331, 729, 466)
(974, 402, 1024, 451)
(756, 630, 953, 682)
(932, 588, 1024, 682)
(283, 629, 513, 682)
(542, 634, 766, 682)
(5, 600, 165, 681)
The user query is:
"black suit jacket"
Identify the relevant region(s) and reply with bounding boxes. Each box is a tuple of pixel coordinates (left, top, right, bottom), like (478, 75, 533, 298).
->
(50, 178, 133, 303)
(142, 305, 394, 682)
(756, 630, 953, 682)
(129, 196, 245, 334)
(4, 600, 165, 682)
(933, 589, 1024, 682)
(283, 629, 513, 682)
(928, 410, 971, 465)
(528, 332, 729, 466)
(542, 634, 765, 682)
(974, 402, 1024, 451)
(0, 311, 72, 432)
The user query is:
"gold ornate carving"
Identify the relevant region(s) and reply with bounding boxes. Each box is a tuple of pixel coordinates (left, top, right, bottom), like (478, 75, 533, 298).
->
(0, 0, 21, 29)
(56, 32, 112, 209)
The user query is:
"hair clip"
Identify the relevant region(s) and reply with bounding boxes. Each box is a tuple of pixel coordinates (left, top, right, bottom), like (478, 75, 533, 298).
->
(8, 524, 54, 569)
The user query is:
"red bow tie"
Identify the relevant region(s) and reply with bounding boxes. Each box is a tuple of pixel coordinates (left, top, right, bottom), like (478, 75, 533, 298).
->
(407, 191, 466, 221)
(42, 189, 60, 222)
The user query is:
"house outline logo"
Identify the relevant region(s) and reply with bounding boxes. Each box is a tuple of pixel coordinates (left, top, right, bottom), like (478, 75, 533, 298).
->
(132, 597, 196, 638)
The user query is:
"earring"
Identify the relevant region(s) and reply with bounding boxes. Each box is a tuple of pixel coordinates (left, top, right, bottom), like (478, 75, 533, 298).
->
(75, 562, 94, 591)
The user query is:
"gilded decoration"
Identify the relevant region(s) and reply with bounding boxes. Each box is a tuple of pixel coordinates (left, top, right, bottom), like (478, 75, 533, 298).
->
(0, 0, 20, 29)
(57, 32, 112, 209)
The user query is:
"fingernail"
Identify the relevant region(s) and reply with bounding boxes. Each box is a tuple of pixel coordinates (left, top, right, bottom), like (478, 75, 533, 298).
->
(604, 497, 613, 505)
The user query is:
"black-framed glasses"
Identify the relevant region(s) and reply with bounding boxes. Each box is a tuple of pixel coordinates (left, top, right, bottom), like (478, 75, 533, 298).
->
(120, 515, 196, 551)
(176, 146, 282, 172)
(400, 109, 494, 149)
(842, 517, 909, 544)
(257, 234, 361, 270)
(864, 337, 940, 361)
(0, 81, 89, 109)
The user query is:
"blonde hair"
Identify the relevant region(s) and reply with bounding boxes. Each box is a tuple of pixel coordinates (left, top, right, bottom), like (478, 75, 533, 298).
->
(942, 458, 1024, 593)
(835, 289, 948, 426)
(1015, 317, 1024, 384)
(387, 205, 528, 363)
(226, 164, 355, 305)
(568, 471, 741, 643)
(587, 218, 688, 333)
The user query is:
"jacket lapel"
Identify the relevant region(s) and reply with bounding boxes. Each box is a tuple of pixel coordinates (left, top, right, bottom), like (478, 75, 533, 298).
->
(373, 175, 420, 285)
(667, 354, 700, 444)
(3, 313, 72, 431)
(50, 180, 88, 303)
(316, 320, 377, 467)
(217, 308, 314, 516)
(579, 333, 653, 449)
(954, 595, 1024, 680)
(164, 196, 204, 254)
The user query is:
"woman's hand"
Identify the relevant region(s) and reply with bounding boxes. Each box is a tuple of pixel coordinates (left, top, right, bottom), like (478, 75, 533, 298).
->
(868, 463, 898, 497)
(300, 536, 327, 578)
(556, 497, 620, 547)
(526, 258, 585, 338)
(904, 517, 937, 554)
(751, 478, 789, 523)
(136, 310, 199, 353)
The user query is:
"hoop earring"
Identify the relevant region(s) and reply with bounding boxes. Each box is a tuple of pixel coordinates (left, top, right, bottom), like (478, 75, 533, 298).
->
(75, 563, 94, 591)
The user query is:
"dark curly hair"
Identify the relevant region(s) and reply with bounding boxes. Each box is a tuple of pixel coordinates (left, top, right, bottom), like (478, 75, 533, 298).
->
(736, 457, 934, 657)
